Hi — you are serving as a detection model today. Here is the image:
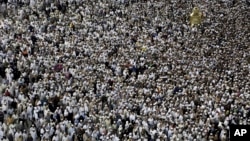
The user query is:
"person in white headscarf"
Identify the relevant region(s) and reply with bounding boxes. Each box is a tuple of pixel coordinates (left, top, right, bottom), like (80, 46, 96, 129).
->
(30, 125, 37, 141)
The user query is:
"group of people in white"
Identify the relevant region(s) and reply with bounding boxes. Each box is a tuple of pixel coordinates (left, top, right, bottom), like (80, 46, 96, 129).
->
(0, 0, 249, 141)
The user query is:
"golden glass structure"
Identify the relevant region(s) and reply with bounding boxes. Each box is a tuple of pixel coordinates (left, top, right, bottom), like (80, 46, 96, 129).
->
(190, 7, 203, 27)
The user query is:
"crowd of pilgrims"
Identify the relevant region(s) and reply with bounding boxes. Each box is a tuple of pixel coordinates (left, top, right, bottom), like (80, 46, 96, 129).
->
(0, 0, 249, 141)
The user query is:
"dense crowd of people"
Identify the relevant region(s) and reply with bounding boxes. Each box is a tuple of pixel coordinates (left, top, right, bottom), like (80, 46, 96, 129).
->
(0, 0, 249, 141)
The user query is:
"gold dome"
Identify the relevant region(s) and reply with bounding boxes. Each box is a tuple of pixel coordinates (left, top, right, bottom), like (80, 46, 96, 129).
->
(190, 7, 203, 27)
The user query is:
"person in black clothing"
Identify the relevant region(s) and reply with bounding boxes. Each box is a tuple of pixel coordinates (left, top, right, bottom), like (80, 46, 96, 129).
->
(0, 110, 4, 123)
(7, 133, 14, 141)
(27, 133, 33, 141)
